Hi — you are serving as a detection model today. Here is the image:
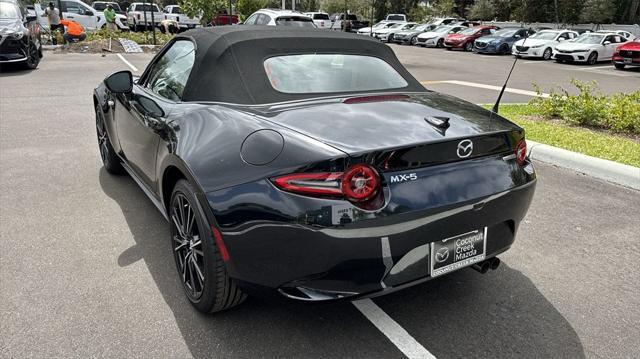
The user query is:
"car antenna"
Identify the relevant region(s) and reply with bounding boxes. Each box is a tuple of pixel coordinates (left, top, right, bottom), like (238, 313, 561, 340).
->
(492, 30, 529, 114)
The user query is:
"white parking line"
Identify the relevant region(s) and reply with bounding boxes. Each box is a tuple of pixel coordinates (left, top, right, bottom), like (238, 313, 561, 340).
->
(116, 53, 139, 72)
(575, 65, 614, 70)
(352, 299, 437, 359)
(422, 80, 549, 98)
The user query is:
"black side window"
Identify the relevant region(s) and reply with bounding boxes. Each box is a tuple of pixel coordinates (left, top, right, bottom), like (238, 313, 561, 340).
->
(146, 40, 196, 101)
(63, 1, 83, 14)
(255, 14, 270, 25)
(244, 14, 257, 25)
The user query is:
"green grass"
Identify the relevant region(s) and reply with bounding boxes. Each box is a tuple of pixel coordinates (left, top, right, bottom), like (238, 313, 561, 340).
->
(490, 104, 640, 167)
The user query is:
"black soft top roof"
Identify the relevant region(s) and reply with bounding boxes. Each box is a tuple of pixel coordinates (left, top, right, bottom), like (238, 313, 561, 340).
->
(176, 26, 426, 104)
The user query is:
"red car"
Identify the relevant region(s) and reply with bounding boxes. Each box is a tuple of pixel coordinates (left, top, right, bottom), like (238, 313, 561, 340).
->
(445, 25, 498, 51)
(209, 10, 239, 26)
(612, 38, 640, 70)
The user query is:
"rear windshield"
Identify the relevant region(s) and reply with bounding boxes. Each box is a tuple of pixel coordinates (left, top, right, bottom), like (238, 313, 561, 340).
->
(92, 2, 106, 10)
(387, 15, 404, 20)
(313, 13, 329, 20)
(135, 4, 160, 12)
(264, 54, 408, 94)
(276, 16, 314, 27)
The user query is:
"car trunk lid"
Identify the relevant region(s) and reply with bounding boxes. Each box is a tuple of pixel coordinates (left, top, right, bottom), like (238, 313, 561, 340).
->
(247, 92, 522, 170)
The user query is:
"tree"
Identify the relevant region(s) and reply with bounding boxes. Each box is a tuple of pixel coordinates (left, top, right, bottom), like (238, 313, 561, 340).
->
(467, 0, 495, 20)
(237, 0, 267, 19)
(431, 0, 455, 16)
(179, 0, 227, 23)
(579, 0, 616, 23)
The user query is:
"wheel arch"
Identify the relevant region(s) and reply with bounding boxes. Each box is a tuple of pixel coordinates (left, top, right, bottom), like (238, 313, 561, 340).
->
(158, 155, 213, 222)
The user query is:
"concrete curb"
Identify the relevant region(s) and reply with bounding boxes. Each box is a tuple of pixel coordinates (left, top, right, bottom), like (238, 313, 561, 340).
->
(527, 140, 640, 190)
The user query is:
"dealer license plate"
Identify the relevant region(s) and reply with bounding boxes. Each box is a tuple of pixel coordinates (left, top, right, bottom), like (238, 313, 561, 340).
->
(430, 228, 487, 277)
(624, 58, 633, 64)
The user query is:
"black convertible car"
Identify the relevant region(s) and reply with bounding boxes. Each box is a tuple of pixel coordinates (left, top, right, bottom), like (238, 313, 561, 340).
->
(94, 27, 536, 313)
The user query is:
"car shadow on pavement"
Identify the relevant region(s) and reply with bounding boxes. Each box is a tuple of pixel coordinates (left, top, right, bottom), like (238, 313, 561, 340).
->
(100, 168, 584, 359)
(0, 64, 37, 75)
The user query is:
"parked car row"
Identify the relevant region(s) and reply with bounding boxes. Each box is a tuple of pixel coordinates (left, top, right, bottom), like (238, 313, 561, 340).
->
(359, 18, 637, 70)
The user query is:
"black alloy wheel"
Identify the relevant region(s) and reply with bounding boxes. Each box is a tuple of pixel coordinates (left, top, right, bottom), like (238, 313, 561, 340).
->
(24, 41, 40, 69)
(169, 180, 246, 313)
(171, 192, 205, 301)
(542, 47, 552, 60)
(437, 38, 444, 48)
(95, 105, 124, 174)
(464, 41, 473, 52)
(500, 43, 510, 54)
(587, 52, 598, 65)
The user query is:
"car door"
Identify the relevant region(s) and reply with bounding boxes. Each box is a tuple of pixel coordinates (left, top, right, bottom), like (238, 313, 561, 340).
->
(115, 39, 196, 189)
(602, 35, 621, 59)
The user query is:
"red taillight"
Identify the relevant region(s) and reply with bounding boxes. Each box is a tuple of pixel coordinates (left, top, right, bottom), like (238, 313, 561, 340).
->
(515, 139, 527, 165)
(341, 164, 379, 201)
(273, 164, 380, 203)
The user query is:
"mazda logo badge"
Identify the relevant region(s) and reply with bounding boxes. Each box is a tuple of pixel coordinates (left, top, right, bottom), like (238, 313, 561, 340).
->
(457, 139, 473, 158)
(435, 247, 449, 263)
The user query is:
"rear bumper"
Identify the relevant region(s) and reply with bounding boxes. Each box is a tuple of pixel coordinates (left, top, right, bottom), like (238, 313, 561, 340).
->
(613, 56, 640, 67)
(207, 155, 537, 301)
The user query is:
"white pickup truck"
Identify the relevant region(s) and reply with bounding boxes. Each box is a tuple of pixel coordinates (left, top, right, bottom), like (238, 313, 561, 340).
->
(163, 5, 200, 30)
(35, 1, 128, 31)
(126, 2, 164, 31)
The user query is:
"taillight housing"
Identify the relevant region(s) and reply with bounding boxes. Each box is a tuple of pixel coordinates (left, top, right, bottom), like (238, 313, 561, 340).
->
(515, 139, 527, 165)
(272, 164, 381, 203)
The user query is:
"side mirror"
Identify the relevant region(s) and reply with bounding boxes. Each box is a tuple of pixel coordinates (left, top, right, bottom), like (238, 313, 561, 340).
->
(85, 10, 94, 16)
(603, 41, 611, 45)
(104, 70, 133, 93)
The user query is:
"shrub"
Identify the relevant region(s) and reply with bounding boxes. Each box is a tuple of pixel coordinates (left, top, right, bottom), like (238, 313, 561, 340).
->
(530, 79, 640, 135)
(86, 29, 175, 46)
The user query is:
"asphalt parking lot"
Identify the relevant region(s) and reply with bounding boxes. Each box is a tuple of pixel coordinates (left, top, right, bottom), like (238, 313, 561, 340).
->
(1, 49, 639, 358)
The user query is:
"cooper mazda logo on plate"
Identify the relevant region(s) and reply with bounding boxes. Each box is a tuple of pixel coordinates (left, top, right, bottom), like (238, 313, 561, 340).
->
(457, 139, 473, 158)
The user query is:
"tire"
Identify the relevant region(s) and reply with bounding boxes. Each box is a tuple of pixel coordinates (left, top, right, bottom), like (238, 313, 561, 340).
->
(410, 36, 417, 45)
(446, 46, 452, 51)
(170, 180, 246, 313)
(387, 34, 393, 43)
(614, 63, 626, 70)
(464, 41, 473, 52)
(95, 104, 124, 175)
(542, 47, 552, 60)
(587, 52, 598, 65)
(499, 44, 510, 54)
(23, 40, 40, 70)
(436, 38, 444, 48)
